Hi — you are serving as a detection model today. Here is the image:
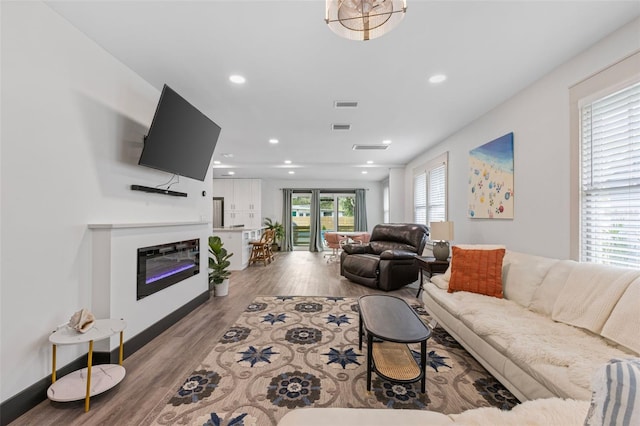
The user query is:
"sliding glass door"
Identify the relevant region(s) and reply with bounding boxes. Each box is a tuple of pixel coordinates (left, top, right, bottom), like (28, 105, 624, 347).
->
(291, 193, 311, 247)
(321, 194, 355, 232)
(290, 192, 356, 248)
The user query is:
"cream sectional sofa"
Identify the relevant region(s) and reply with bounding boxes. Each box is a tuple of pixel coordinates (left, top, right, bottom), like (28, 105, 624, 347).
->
(423, 248, 640, 402)
(277, 249, 640, 425)
(278, 398, 590, 425)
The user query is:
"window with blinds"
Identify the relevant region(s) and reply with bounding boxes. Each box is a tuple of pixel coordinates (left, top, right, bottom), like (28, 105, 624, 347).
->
(414, 173, 427, 224)
(413, 153, 448, 226)
(429, 164, 446, 222)
(580, 81, 640, 267)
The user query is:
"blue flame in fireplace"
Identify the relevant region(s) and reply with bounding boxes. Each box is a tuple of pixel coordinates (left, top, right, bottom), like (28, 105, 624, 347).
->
(146, 262, 196, 284)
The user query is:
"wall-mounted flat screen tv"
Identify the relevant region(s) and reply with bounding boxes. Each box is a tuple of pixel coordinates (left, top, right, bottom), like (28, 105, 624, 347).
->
(139, 84, 221, 181)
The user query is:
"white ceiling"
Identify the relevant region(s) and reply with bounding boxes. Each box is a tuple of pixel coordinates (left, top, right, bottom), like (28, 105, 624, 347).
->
(46, 1, 640, 182)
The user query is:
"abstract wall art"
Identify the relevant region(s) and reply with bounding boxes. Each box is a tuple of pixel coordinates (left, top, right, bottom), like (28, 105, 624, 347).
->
(468, 132, 514, 219)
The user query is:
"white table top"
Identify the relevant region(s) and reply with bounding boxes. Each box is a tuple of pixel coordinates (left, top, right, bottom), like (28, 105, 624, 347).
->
(49, 318, 126, 345)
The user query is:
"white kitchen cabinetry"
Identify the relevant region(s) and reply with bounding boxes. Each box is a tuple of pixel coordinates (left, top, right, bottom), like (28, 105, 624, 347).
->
(213, 179, 262, 228)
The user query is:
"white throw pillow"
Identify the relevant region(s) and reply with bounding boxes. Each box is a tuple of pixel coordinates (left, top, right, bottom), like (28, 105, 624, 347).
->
(529, 260, 577, 317)
(431, 275, 449, 290)
(501, 251, 558, 308)
(601, 277, 640, 354)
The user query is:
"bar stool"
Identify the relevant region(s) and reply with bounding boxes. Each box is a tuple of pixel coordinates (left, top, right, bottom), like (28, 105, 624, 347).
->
(249, 229, 275, 266)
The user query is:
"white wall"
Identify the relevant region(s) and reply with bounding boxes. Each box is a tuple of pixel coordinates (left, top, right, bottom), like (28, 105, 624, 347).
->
(404, 18, 640, 260)
(1, 2, 211, 402)
(387, 168, 405, 223)
(261, 179, 383, 233)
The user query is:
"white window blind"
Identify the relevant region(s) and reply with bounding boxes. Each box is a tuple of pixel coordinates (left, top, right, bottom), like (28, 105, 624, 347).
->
(581, 81, 640, 267)
(414, 173, 427, 224)
(413, 153, 448, 226)
(428, 164, 446, 222)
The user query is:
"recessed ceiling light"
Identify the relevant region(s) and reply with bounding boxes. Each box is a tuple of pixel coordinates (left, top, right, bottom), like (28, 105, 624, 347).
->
(362, 171, 368, 174)
(382, 140, 392, 145)
(222, 153, 234, 158)
(213, 160, 221, 165)
(269, 138, 279, 144)
(284, 160, 292, 164)
(228, 171, 235, 175)
(229, 75, 246, 84)
(366, 160, 374, 164)
(428, 74, 447, 84)
(288, 171, 295, 175)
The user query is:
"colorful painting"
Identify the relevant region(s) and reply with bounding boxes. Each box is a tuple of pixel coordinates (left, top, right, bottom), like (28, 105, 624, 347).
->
(468, 133, 514, 219)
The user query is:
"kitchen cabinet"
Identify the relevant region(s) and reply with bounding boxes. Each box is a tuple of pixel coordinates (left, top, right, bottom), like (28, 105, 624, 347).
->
(213, 179, 262, 228)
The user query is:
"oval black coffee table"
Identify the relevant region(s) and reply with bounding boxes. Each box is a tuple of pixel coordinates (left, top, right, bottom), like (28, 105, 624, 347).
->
(358, 294, 431, 393)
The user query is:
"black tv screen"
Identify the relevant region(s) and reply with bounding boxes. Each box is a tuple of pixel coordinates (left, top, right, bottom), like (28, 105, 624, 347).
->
(139, 84, 221, 181)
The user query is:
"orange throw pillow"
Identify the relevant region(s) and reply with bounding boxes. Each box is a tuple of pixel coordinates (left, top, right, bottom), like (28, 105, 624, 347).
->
(448, 247, 506, 298)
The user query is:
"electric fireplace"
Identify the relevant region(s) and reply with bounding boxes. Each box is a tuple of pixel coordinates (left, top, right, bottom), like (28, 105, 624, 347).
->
(137, 239, 200, 300)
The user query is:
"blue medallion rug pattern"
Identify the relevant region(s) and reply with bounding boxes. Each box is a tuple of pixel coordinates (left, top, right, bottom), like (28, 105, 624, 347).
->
(147, 296, 518, 425)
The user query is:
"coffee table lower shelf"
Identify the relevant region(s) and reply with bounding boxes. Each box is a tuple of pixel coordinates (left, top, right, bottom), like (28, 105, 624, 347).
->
(371, 342, 421, 383)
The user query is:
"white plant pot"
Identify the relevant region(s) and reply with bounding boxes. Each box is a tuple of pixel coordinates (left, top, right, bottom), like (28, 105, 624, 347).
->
(214, 279, 229, 297)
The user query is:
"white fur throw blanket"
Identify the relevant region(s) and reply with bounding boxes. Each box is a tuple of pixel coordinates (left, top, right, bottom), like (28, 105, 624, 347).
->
(452, 398, 590, 425)
(448, 292, 634, 390)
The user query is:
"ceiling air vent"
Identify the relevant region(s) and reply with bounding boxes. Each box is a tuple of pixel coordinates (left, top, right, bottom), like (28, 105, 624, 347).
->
(352, 144, 389, 151)
(332, 124, 351, 131)
(334, 101, 358, 108)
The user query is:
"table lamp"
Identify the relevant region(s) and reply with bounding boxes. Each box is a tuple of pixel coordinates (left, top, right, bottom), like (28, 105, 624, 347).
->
(430, 221, 454, 261)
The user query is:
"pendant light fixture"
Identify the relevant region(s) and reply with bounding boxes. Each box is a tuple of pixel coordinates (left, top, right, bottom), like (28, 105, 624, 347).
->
(325, 0, 407, 41)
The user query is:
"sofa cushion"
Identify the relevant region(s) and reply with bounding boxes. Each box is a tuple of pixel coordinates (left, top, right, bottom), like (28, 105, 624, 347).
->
(448, 247, 505, 298)
(501, 251, 558, 308)
(552, 264, 640, 334)
(529, 260, 577, 317)
(584, 358, 640, 426)
(342, 254, 379, 278)
(601, 277, 640, 354)
(443, 244, 506, 281)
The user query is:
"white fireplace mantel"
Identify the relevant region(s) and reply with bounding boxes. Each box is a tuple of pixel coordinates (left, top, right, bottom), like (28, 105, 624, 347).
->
(89, 221, 209, 351)
(88, 220, 209, 230)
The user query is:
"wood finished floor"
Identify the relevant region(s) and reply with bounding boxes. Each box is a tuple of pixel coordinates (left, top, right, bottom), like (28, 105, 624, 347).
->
(13, 251, 418, 426)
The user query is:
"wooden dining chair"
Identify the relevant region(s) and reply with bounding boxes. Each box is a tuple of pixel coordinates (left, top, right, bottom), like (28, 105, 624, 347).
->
(249, 229, 275, 266)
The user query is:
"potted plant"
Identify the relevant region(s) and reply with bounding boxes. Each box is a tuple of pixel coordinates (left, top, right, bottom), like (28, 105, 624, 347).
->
(263, 218, 285, 250)
(208, 235, 233, 297)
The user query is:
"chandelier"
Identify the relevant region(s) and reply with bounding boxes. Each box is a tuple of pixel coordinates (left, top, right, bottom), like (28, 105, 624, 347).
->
(325, 0, 407, 41)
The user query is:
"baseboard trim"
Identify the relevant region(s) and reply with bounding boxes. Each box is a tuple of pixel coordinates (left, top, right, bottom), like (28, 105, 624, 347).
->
(0, 290, 210, 425)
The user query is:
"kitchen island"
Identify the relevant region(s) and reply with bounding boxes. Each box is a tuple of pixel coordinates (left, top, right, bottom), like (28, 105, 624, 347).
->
(212, 227, 264, 270)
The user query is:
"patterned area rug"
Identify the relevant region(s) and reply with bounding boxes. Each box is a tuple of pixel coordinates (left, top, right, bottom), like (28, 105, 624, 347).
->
(147, 296, 518, 425)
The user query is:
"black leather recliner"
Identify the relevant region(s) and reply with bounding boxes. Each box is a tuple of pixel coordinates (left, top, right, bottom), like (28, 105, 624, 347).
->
(340, 223, 429, 291)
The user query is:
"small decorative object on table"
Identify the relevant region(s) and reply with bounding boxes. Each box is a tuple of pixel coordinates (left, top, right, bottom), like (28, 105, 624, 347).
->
(429, 221, 454, 261)
(68, 308, 95, 333)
